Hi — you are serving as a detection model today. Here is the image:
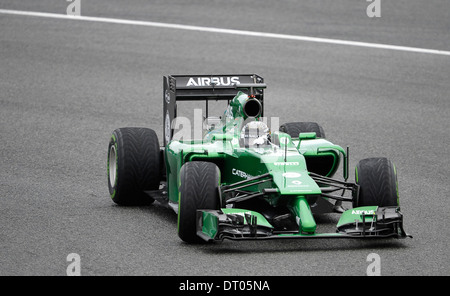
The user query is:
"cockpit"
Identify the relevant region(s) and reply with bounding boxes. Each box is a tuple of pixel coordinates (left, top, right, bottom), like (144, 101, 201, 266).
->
(239, 120, 271, 148)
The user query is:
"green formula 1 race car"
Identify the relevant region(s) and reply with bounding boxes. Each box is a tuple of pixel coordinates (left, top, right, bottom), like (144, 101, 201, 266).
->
(107, 74, 411, 243)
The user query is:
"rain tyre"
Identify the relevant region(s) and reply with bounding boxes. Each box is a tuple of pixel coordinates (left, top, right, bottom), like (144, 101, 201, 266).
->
(178, 161, 221, 243)
(107, 127, 161, 206)
(354, 157, 399, 208)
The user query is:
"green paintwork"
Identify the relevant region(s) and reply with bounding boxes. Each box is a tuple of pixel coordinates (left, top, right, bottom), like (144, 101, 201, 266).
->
(336, 206, 378, 228)
(298, 132, 317, 140)
(295, 138, 345, 178)
(287, 196, 317, 233)
(201, 211, 219, 239)
(166, 91, 347, 235)
(200, 209, 273, 240)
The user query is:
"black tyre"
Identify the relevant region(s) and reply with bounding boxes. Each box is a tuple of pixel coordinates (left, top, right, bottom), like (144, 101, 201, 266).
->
(280, 122, 325, 138)
(107, 127, 161, 205)
(354, 157, 399, 208)
(178, 161, 221, 243)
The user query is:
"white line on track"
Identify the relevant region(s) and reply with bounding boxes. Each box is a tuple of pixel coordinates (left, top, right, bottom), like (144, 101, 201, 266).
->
(1, 9, 450, 56)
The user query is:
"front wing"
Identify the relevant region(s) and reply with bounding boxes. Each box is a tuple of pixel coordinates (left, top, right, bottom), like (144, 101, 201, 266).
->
(196, 206, 412, 242)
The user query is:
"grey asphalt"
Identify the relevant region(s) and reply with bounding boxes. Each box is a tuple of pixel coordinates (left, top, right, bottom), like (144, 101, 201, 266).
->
(0, 1, 449, 276)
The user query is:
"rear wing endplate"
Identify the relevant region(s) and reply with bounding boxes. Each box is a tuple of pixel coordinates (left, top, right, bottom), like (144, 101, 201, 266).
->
(163, 74, 264, 145)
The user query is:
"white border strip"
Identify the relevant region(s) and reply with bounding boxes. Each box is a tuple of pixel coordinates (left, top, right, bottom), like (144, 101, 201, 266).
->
(1, 9, 450, 56)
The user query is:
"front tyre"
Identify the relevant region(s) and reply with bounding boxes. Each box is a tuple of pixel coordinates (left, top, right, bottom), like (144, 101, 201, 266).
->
(107, 127, 161, 206)
(354, 157, 399, 208)
(178, 162, 221, 243)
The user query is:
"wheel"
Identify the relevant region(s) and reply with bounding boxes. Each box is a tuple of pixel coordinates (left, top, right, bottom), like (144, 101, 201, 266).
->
(354, 157, 399, 208)
(107, 127, 161, 205)
(280, 122, 325, 138)
(178, 161, 221, 243)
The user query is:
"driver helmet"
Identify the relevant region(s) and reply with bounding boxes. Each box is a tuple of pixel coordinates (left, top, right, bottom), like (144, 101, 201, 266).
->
(240, 121, 270, 148)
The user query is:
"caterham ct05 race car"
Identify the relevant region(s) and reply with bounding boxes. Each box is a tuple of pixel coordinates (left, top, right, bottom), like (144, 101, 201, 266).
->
(107, 74, 411, 243)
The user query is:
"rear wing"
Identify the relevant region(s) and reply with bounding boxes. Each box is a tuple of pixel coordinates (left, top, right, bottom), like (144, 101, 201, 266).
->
(163, 74, 265, 145)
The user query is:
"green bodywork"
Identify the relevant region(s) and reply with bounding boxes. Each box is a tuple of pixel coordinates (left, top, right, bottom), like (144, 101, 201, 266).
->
(166, 91, 345, 236)
(156, 75, 412, 241)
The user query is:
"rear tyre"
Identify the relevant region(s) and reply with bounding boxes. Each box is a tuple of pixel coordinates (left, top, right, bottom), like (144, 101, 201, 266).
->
(280, 122, 325, 138)
(107, 127, 161, 206)
(354, 157, 399, 208)
(178, 162, 221, 243)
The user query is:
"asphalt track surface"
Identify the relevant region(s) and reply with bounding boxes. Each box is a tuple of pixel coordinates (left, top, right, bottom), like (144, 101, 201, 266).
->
(1, 1, 449, 276)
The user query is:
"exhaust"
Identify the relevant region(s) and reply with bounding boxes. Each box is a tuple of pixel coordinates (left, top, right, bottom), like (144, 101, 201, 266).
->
(243, 98, 263, 118)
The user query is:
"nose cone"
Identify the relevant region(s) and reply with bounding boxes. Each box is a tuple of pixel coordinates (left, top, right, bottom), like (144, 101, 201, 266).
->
(270, 169, 322, 196)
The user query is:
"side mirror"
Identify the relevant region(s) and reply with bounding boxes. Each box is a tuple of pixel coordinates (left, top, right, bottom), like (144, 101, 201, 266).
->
(212, 134, 233, 141)
(298, 132, 317, 140)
